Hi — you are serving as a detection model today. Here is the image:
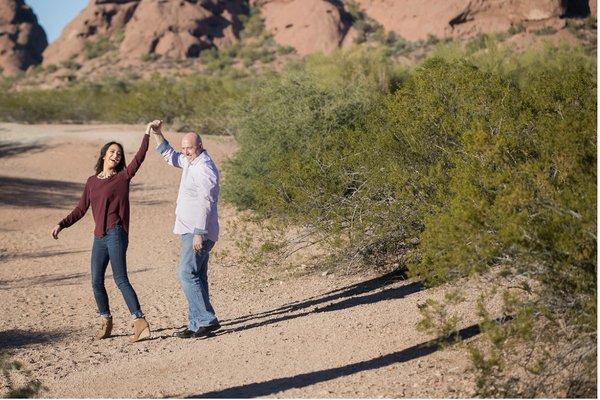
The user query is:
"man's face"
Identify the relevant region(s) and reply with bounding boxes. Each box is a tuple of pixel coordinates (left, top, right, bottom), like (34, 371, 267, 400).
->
(181, 134, 201, 163)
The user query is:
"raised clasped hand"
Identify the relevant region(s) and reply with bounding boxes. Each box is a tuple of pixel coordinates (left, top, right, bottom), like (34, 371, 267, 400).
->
(146, 119, 163, 135)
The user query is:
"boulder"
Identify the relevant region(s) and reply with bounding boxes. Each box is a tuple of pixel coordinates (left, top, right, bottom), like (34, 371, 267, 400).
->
(352, 0, 579, 41)
(0, 0, 47, 75)
(119, 0, 246, 61)
(43, 0, 247, 66)
(254, 0, 352, 55)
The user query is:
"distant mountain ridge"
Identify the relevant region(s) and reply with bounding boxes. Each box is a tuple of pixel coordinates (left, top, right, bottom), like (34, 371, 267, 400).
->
(0, 0, 596, 77)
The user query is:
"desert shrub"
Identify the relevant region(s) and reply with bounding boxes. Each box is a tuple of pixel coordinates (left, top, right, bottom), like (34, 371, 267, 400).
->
(83, 36, 113, 59)
(224, 47, 407, 213)
(0, 75, 249, 133)
(345, 0, 384, 44)
(389, 52, 595, 396)
(200, 47, 235, 72)
(532, 26, 558, 36)
(140, 53, 159, 62)
(224, 46, 596, 395)
(223, 71, 375, 211)
(508, 23, 525, 35)
(60, 60, 81, 70)
(239, 7, 265, 39)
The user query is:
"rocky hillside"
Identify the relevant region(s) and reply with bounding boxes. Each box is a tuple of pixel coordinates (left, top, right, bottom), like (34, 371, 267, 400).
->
(353, 0, 595, 41)
(0, 0, 596, 80)
(0, 0, 47, 75)
(42, 0, 248, 66)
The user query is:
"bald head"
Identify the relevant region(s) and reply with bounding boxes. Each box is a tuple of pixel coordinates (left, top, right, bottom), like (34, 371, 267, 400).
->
(181, 132, 203, 163)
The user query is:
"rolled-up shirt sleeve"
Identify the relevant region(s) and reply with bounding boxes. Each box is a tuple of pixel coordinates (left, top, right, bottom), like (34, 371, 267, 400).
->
(156, 140, 185, 169)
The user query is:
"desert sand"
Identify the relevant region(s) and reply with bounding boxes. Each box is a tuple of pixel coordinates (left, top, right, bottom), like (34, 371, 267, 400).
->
(0, 123, 483, 398)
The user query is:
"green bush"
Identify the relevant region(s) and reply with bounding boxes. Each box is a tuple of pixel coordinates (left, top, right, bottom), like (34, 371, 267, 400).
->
(0, 74, 250, 133)
(83, 36, 113, 59)
(223, 48, 406, 215)
(223, 46, 596, 395)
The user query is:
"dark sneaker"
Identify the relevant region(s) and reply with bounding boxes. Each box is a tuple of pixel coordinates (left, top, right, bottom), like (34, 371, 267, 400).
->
(193, 323, 221, 338)
(172, 323, 221, 339)
(172, 328, 196, 338)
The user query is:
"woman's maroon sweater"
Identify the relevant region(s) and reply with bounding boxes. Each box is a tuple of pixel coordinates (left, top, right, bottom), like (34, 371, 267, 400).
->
(59, 134, 149, 237)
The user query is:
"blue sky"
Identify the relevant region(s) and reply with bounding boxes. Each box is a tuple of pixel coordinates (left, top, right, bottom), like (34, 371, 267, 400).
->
(26, 0, 88, 43)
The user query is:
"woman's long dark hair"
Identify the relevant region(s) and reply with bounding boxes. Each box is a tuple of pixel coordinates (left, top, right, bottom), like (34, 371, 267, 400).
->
(94, 141, 126, 175)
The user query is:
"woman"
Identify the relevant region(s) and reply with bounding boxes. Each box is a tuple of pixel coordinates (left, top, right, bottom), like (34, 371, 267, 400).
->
(51, 121, 160, 342)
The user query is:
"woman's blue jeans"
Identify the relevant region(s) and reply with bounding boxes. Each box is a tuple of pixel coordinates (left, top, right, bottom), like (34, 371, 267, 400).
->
(90, 225, 143, 318)
(178, 234, 218, 331)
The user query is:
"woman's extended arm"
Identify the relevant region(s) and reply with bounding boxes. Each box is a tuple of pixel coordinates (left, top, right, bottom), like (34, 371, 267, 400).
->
(52, 180, 91, 239)
(124, 131, 150, 179)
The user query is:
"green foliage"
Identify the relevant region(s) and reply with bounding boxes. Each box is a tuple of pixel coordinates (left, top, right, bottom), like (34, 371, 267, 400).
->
(223, 48, 405, 221)
(0, 75, 249, 133)
(60, 60, 81, 70)
(508, 23, 525, 35)
(200, 47, 235, 72)
(44, 64, 58, 74)
(140, 53, 159, 62)
(83, 36, 113, 59)
(276, 45, 295, 55)
(239, 7, 265, 39)
(345, 0, 385, 44)
(223, 45, 596, 395)
(532, 26, 558, 36)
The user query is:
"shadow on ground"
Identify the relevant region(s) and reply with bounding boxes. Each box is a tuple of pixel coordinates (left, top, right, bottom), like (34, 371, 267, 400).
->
(0, 141, 50, 159)
(188, 324, 483, 398)
(0, 248, 88, 262)
(0, 176, 83, 208)
(218, 268, 421, 335)
(0, 267, 155, 290)
(0, 329, 69, 350)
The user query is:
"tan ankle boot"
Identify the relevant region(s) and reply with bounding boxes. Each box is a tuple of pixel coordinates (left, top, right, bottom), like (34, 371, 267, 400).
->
(130, 317, 150, 343)
(95, 316, 113, 340)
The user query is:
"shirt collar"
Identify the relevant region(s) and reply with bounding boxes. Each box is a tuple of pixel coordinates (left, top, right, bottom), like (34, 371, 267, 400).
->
(190, 150, 208, 166)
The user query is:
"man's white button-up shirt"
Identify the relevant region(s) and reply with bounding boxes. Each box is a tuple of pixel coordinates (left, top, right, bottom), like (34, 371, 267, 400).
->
(156, 140, 220, 242)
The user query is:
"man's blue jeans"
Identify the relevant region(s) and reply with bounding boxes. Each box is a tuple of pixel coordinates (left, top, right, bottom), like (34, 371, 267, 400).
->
(178, 234, 218, 331)
(91, 225, 143, 318)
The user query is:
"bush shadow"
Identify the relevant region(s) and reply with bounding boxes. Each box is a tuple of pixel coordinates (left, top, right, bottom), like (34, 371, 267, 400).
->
(0, 141, 50, 159)
(189, 323, 485, 398)
(0, 175, 83, 208)
(0, 329, 69, 350)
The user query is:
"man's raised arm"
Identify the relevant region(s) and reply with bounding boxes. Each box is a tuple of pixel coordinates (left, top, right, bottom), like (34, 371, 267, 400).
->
(148, 119, 165, 146)
(150, 120, 185, 168)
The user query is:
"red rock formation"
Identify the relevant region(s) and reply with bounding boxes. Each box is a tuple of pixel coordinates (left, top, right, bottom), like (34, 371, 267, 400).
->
(43, 0, 247, 67)
(119, 0, 246, 61)
(0, 0, 47, 75)
(352, 0, 591, 41)
(254, 0, 353, 55)
(42, 0, 138, 66)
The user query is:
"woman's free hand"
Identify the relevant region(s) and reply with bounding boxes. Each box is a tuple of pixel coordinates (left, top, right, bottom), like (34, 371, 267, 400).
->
(52, 224, 62, 240)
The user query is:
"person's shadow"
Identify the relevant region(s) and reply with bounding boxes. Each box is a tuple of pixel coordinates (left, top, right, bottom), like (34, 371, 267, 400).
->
(214, 267, 421, 336)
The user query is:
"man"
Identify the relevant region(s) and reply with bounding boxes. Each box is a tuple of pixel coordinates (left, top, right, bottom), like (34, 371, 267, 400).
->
(149, 120, 221, 338)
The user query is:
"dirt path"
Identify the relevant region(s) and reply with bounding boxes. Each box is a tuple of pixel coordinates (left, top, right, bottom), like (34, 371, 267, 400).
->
(0, 123, 481, 398)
